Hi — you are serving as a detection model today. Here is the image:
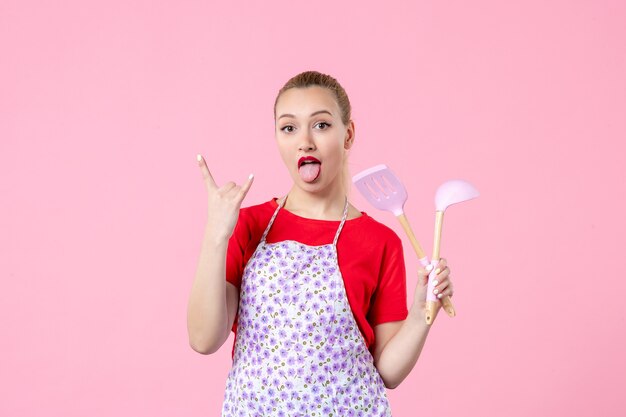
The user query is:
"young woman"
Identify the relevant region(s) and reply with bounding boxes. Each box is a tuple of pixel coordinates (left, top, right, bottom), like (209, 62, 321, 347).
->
(187, 70, 454, 416)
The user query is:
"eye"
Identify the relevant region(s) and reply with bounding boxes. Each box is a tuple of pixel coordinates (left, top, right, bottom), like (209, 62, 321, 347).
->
(315, 122, 331, 130)
(280, 125, 295, 133)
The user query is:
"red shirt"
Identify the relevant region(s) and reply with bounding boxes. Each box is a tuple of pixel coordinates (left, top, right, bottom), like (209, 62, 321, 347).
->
(226, 197, 409, 358)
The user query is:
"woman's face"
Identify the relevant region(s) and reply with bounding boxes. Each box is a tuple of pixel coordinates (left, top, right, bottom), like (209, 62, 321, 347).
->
(274, 86, 354, 192)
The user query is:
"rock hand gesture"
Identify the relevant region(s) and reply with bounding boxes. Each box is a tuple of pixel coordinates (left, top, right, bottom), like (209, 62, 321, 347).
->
(197, 154, 254, 243)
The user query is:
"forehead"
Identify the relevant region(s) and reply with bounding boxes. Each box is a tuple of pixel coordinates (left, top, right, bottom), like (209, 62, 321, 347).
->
(276, 86, 339, 116)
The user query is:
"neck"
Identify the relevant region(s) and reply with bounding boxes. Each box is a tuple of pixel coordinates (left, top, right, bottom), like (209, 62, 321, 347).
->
(283, 181, 347, 221)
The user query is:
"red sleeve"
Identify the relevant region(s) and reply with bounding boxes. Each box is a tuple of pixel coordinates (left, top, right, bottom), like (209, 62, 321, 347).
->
(367, 232, 408, 326)
(225, 209, 252, 290)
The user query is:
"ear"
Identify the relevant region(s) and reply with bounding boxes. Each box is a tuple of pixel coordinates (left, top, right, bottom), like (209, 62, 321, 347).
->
(344, 120, 356, 150)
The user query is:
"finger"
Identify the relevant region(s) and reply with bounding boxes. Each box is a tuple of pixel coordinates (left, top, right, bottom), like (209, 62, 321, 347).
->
(237, 173, 255, 201)
(432, 266, 449, 284)
(417, 266, 429, 276)
(220, 181, 237, 194)
(421, 262, 434, 275)
(417, 267, 429, 285)
(197, 154, 218, 190)
(437, 283, 454, 299)
(433, 258, 447, 274)
(433, 278, 450, 296)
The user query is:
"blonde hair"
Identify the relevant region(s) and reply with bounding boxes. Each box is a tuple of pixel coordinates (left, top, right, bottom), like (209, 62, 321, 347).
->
(274, 70, 353, 196)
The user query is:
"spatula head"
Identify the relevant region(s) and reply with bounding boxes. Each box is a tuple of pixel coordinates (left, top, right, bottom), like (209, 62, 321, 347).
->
(352, 164, 407, 216)
(435, 179, 479, 211)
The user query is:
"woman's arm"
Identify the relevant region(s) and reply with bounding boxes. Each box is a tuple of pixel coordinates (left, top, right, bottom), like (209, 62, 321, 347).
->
(186, 155, 252, 355)
(372, 259, 453, 388)
(186, 230, 239, 355)
(371, 306, 431, 389)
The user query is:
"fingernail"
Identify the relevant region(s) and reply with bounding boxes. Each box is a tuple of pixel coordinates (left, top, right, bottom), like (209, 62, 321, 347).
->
(426, 265, 433, 271)
(433, 280, 438, 286)
(433, 289, 438, 294)
(435, 268, 441, 275)
(197, 154, 202, 162)
(437, 293, 443, 299)
(249, 173, 254, 179)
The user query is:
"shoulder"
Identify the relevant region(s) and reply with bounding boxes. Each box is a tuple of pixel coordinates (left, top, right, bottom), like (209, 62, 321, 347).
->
(240, 198, 275, 217)
(344, 212, 404, 258)
(352, 211, 402, 246)
(234, 198, 278, 233)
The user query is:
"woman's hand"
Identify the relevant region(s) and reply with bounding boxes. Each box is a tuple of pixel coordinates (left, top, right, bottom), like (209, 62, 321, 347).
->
(197, 154, 254, 243)
(430, 258, 454, 301)
(411, 258, 454, 320)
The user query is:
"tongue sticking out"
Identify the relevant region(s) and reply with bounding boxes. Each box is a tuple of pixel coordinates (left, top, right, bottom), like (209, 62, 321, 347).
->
(298, 162, 321, 182)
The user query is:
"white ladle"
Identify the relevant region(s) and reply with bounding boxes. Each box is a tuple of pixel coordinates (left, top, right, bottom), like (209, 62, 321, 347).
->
(425, 180, 480, 324)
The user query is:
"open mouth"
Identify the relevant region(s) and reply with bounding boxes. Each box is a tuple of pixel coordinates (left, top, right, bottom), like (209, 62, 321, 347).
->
(298, 156, 321, 182)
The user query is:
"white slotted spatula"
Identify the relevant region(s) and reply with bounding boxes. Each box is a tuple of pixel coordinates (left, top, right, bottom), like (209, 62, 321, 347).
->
(352, 164, 455, 321)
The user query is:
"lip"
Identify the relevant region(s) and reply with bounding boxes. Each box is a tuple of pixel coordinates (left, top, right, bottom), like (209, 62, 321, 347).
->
(298, 156, 321, 168)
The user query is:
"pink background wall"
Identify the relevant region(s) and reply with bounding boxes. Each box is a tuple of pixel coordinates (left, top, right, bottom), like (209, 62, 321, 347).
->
(2, 0, 625, 416)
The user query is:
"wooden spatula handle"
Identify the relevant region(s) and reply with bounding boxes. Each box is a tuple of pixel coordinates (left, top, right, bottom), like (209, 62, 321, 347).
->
(396, 213, 427, 260)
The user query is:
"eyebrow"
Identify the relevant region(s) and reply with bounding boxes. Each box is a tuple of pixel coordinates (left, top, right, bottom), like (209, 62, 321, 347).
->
(278, 110, 333, 120)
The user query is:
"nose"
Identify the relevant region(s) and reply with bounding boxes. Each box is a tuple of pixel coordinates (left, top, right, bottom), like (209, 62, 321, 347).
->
(298, 130, 316, 151)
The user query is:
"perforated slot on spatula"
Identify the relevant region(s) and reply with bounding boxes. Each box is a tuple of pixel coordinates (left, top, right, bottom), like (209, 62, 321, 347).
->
(352, 164, 407, 216)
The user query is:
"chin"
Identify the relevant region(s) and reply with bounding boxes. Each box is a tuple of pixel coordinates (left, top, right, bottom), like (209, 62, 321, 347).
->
(294, 179, 324, 192)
